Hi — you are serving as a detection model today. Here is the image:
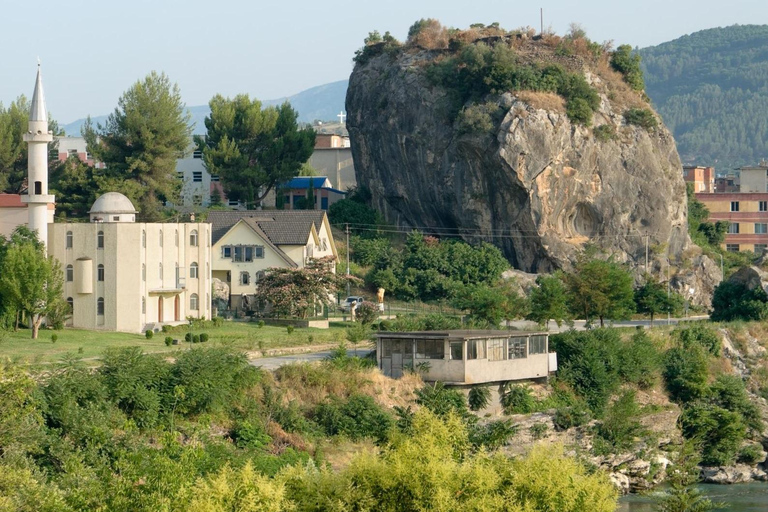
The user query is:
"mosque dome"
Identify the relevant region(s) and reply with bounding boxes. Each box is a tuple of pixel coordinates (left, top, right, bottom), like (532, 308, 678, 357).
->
(89, 192, 137, 223)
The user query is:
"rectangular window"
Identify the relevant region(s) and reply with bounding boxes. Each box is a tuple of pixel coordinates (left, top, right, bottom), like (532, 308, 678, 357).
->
(755, 244, 767, 254)
(529, 335, 547, 354)
(240, 272, 250, 285)
(760, 201, 768, 212)
(726, 244, 740, 252)
(508, 337, 527, 359)
(756, 223, 768, 234)
(245, 246, 254, 262)
(728, 223, 740, 234)
(228, 199, 239, 207)
(222, 246, 232, 259)
(192, 171, 202, 182)
(255, 246, 264, 258)
(416, 339, 444, 359)
(467, 339, 486, 360)
(234, 246, 244, 262)
(210, 175, 220, 182)
(731, 201, 740, 212)
(449, 341, 463, 360)
(488, 338, 505, 361)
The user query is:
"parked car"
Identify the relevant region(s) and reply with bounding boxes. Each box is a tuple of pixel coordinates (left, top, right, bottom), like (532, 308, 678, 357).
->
(340, 296, 365, 312)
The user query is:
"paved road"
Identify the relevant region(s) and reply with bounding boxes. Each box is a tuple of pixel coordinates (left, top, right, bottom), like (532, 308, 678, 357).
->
(248, 315, 709, 369)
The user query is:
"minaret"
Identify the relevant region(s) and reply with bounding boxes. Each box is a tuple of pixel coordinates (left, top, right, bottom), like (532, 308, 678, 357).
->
(21, 64, 55, 249)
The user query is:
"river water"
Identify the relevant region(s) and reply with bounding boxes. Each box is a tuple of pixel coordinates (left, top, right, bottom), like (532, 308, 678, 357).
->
(617, 482, 768, 511)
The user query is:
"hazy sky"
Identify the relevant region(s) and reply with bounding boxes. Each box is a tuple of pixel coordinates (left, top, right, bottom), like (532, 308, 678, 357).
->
(1, 0, 766, 123)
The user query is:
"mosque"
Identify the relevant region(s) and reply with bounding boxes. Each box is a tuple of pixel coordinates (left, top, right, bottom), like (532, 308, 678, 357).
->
(2, 66, 212, 333)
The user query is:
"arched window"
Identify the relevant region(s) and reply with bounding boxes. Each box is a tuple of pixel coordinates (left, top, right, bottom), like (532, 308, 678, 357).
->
(66, 231, 73, 249)
(141, 297, 146, 314)
(190, 262, 199, 279)
(66, 297, 73, 313)
(97, 264, 104, 282)
(97, 297, 105, 316)
(97, 231, 104, 249)
(190, 229, 198, 247)
(66, 264, 74, 282)
(190, 293, 199, 311)
(142, 263, 146, 281)
(159, 229, 163, 247)
(175, 229, 179, 247)
(159, 263, 163, 280)
(142, 230, 146, 248)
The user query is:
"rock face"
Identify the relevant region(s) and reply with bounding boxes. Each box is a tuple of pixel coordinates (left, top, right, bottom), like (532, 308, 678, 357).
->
(347, 42, 695, 274)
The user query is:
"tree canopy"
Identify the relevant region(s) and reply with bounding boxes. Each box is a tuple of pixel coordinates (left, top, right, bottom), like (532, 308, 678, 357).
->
(196, 95, 315, 208)
(562, 256, 635, 327)
(83, 71, 192, 220)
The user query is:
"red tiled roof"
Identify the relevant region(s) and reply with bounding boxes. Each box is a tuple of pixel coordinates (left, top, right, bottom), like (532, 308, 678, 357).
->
(0, 194, 23, 208)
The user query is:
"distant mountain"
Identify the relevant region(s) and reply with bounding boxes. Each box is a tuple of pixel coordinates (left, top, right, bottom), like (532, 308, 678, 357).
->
(640, 25, 768, 172)
(62, 79, 349, 136)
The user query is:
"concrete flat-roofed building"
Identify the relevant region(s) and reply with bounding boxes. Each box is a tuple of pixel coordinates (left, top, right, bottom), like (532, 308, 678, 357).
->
(0, 193, 54, 238)
(695, 192, 768, 254)
(682, 166, 715, 193)
(376, 330, 556, 385)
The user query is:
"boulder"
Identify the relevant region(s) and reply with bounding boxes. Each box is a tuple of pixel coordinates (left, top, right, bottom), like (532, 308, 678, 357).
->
(347, 34, 717, 302)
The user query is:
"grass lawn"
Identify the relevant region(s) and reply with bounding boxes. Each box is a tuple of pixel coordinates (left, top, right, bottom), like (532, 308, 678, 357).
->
(0, 320, 350, 365)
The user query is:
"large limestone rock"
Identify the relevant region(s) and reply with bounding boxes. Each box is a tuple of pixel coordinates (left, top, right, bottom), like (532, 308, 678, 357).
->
(347, 39, 704, 277)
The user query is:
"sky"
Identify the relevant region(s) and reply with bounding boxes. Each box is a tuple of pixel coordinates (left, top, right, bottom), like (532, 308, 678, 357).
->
(1, 0, 766, 124)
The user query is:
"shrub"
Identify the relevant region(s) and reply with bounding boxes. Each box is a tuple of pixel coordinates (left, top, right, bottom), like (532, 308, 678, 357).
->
(553, 404, 590, 430)
(415, 383, 471, 421)
(711, 280, 768, 322)
(212, 316, 224, 327)
(145, 330, 154, 339)
(286, 325, 294, 334)
(355, 301, 379, 325)
(593, 124, 616, 142)
(673, 324, 721, 356)
(192, 334, 200, 343)
(457, 102, 499, 134)
(230, 420, 271, 449)
(596, 390, 643, 451)
(469, 419, 518, 449)
(708, 375, 763, 433)
(257, 320, 265, 328)
(313, 394, 393, 443)
(610, 44, 645, 91)
(51, 334, 58, 343)
(680, 402, 746, 466)
(566, 97, 593, 125)
(162, 325, 171, 333)
(624, 108, 657, 130)
(500, 383, 536, 414)
(199, 333, 209, 343)
(468, 386, 492, 411)
(663, 345, 709, 404)
(164, 336, 173, 347)
(185, 332, 193, 343)
(530, 422, 549, 440)
(617, 330, 661, 388)
(737, 444, 765, 465)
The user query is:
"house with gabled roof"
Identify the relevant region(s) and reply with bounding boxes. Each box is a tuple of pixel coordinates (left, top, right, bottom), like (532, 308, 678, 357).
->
(263, 176, 346, 211)
(208, 210, 338, 310)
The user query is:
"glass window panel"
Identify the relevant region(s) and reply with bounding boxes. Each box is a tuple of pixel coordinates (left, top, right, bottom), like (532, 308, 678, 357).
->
(508, 337, 528, 359)
(529, 335, 547, 354)
(488, 338, 505, 361)
(450, 341, 463, 360)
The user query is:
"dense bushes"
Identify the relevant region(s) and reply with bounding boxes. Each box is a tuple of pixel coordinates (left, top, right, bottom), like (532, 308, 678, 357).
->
(313, 394, 393, 443)
(624, 108, 658, 130)
(550, 329, 661, 415)
(426, 41, 601, 125)
(610, 44, 645, 91)
(711, 280, 768, 322)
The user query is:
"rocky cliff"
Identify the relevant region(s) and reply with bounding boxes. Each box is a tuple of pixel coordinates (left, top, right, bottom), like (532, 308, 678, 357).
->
(347, 30, 708, 280)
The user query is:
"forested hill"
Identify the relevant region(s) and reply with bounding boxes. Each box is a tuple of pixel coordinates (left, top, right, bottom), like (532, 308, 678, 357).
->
(640, 25, 768, 171)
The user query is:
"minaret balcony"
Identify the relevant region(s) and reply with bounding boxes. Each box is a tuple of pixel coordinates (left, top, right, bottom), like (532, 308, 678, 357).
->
(23, 132, 54, 143)
(21, 193, 55, 204)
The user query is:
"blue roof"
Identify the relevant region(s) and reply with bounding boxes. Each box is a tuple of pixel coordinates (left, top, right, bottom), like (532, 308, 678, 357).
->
(285, 176, 330, 189)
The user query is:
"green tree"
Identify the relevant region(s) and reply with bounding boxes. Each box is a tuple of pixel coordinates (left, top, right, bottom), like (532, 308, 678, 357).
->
(49, 155, 99, 219)
(0, 95, 63, 194)
(451, 281, 528, 327)
(526, 273, 571, 328)
(563, 257, 635, 327)
(711, 280, 768, 321)
(83, 71, 192, 220)
(611, 44, 645, 91)
(655, 441, 718, 512)
(197, 95, 315, 208)
(304, 178, 316, 210)
(0, 227, 65, 338)
(634, 276, 684, 326)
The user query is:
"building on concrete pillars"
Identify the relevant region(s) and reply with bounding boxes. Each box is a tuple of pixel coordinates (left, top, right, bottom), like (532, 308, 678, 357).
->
(21, 64, 55, 248)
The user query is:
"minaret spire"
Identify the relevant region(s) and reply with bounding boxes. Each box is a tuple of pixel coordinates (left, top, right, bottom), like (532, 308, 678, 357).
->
(21, 63, 55, 249)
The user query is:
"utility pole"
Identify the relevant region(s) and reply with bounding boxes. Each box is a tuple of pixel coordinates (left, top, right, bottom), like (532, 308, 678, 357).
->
(346, 223, 351, 296)
(667, 261, 671, 326)
(540, 8, 544, 35)
(645, 235, 649, 276)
